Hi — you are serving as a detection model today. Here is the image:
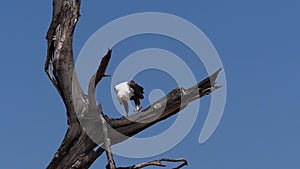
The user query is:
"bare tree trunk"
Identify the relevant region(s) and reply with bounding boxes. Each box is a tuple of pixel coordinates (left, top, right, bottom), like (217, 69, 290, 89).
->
(44, 0, 221, 168)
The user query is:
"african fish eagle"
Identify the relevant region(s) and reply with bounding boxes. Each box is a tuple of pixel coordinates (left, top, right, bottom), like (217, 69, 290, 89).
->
(114, 80, 144, 116)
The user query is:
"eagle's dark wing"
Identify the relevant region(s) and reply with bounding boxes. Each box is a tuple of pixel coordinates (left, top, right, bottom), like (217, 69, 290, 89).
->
(135, 83, 144, 99)
(129, 81, 144, 99)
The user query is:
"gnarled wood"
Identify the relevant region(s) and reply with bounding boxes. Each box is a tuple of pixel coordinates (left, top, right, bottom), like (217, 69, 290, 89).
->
(45, 0, 222, 168)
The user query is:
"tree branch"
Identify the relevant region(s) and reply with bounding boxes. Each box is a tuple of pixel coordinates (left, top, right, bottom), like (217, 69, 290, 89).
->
(44, 1, 98, 169)
(87, 49, 116, 168)
(105, 68, 222, 145)
(116, 158, 188, 169)
(45, 0, 83, 125)
(88, 49, 112, 109)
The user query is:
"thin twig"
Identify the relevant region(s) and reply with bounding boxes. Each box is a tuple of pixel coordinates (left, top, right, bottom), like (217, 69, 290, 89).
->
(117, 158, 188, 169)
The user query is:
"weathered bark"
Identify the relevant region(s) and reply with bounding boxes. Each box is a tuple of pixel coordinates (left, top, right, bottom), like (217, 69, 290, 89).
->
(44, 0, 221, 168)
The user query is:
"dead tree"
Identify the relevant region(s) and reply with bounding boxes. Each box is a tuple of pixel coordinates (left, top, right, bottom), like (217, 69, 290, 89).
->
(44, 0, 221, 168)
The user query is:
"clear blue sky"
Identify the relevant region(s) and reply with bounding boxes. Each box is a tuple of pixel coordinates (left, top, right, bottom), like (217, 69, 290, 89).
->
(0, 0, 299, 169)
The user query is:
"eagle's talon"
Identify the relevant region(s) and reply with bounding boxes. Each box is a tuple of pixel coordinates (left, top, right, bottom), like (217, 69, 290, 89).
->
(134, 106, 142, 112)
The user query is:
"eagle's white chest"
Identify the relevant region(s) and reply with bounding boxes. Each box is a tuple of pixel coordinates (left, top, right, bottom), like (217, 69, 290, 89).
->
(114, 82, 134, 102)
